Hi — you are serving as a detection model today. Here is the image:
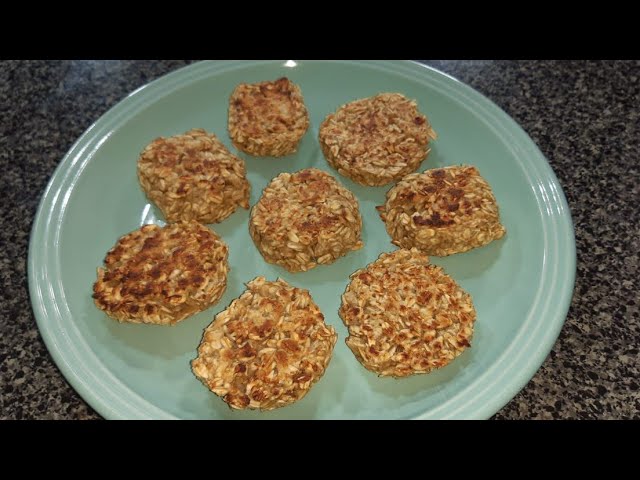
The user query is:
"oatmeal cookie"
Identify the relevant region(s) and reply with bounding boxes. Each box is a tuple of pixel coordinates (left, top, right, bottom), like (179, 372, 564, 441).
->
(137, 128, 250, 224)
(228, 77, 309, 157)
(249, 168, 363, 272)
(319, 93, 436, 186)
(92, 221, 229, 325)
(339, 248, 476, 377)
(377, 165, 506, 256)
(192, 276, 337, 410)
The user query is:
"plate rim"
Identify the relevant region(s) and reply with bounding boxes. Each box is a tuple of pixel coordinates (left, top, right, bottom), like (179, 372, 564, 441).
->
(28, 60, 576, 420)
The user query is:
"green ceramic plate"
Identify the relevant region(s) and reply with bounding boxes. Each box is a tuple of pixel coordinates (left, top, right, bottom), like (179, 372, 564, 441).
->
(28, 61, 575, 419)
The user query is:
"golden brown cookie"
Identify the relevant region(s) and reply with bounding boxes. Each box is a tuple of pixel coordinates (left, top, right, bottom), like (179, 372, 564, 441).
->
(93, 221, 229, 325)
(377, 165, 506, 256)
(339, 248, 475, 377)
(249, 168, 363, 272)
(137, 128, 250, 224)
(228, 77, 309, 157)
(319, 93, 436, 186)
(192, 276, 337, 410)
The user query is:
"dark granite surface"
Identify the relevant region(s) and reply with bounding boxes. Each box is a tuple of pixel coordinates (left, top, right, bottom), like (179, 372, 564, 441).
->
(1, 60, 638, 420)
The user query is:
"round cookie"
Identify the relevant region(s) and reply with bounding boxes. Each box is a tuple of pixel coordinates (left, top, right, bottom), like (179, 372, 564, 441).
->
(228, 77, 309, 157)
(339, 248, 476, 377)
(377, 165, 506, 256)
(319, 93, 437, 186)
(191, 276, 337, 410)
(92, 221, 229, 325)
(137, 128, 250, 224)
(249, 168, 363, 273)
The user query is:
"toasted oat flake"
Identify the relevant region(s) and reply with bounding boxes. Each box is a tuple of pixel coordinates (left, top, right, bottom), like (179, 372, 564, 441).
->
(228, 77, 309, 157)
(92, 221, 229, 325)
(191, 276, 337, 410)
(378, 165, 506, 256)
(137, 128, 250, 224)
(249, 168, 363, 272)
(339, 248, 476, 377)
(319, 93, 437, 186)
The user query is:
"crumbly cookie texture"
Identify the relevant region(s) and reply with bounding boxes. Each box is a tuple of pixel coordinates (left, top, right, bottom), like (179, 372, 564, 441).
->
(249, 168, 363, 272)
(192, 276, 337, 410)
(319, 93, 437, 186)
(377, 165, 506, 256)
(228, 77, 309, 157)
(93, 221, 229, 325)
(137, 128, 250, 224)
(339, 248, 476, 377)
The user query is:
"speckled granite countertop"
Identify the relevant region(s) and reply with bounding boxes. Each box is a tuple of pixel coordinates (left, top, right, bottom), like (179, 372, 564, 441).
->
(1, 60, 638, 420)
